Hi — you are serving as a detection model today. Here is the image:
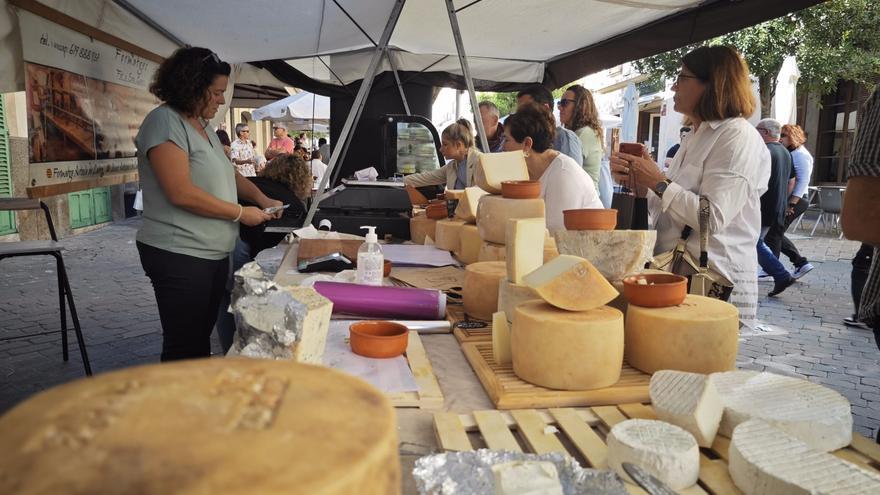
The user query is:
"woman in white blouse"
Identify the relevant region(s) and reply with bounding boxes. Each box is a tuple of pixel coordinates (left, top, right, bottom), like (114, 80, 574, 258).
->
(230, 123, 258, 176)
(503, 102, 603, 233)
(610, 45, 770, 326)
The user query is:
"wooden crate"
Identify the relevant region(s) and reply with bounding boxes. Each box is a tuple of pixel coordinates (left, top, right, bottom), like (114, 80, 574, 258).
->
(387, 331, 444, 409)
(461, 341, 650, 409)
(434, 403, 880, 495)
(447, 305, 493, 343)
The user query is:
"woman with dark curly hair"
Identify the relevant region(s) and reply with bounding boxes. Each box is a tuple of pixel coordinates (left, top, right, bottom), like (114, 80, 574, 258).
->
(558, 84, 604, 188)
(135, 46, 281, 361)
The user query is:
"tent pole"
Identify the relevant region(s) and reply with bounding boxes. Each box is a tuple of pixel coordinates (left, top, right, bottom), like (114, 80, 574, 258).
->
(386, 52, 411, 116)
(304, 0, 407, 228)
(111, 0, 186, 47)
(445, 0, 489, 153)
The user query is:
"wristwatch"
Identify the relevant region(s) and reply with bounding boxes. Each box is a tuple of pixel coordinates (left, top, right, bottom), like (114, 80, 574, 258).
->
(653, 178, 673, 198)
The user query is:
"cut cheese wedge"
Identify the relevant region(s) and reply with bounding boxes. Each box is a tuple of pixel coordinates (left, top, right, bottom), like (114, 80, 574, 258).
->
(710, 371, 853, 451)
(491, 311, 512, 365)
(543, 235, 559, 263)
(522, 254, 618, 311)
(505, 218, 545, 284)
(606, 419, 700, 490)
(455, 224, 481, 265)
(491, 461, 564, 495)
(462, 261, 507, 320)
(729, 419, 880, 495)
(476, 196, 545, 245)
(553, 230, 657, 281)
(512, 301, 623, 390)
(497, 278, 539, 324)
(478, 241, 506, 262)
(435, 219, 466, 251)
(474, 151, 529, 194)
(454, 186, 489, 223)
(444, 188, 465, 200)
(650, 370, 723, 447)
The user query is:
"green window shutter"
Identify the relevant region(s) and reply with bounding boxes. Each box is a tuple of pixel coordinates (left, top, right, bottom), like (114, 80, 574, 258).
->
(93, 186, 111, 223)
(0, 95, 16, 235)
(68, 190, 95, 229)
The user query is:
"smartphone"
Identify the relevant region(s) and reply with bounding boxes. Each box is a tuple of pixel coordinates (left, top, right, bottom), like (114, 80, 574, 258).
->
(263, 204, 290, 214)
(618, 142, 645, 157)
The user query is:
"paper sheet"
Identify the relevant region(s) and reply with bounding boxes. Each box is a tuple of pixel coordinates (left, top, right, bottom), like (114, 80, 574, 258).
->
(390, 265, 465, 290)
(322, 320, 419, 394)
(381, 244, 460, 267)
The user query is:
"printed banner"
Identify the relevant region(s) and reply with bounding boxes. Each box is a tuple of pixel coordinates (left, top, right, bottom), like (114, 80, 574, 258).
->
(18, 10, 160, 190)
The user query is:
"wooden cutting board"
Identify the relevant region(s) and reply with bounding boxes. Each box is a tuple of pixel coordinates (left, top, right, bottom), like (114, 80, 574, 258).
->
(297, 239, 363, 263)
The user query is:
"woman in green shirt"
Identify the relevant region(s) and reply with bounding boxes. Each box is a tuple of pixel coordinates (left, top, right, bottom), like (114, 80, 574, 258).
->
(136, 47, 280, 361)
(558, 84, 604, 189)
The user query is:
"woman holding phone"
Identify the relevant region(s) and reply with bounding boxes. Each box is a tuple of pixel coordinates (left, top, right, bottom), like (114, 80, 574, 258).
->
(609, 45, 770, 326)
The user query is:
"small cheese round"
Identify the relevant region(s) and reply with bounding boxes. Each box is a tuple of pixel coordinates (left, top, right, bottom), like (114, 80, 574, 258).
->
(0, 358, 400, 495)
(512, 301, 623, 390)
(462, 261, 507, 320)
(478, 241, 507, 262)
(435, 219, 466, 251)
(606, 419, 700, 490)
(625, 294, 739, 374)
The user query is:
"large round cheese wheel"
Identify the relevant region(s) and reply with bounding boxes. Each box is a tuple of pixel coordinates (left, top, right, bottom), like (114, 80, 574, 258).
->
(512, 301, 624, 390)
(0, 359, 400, 495)
(463, 261, 507, 320)
(435, 218, 466, 251)
(476, 196, 545, 244)
(625, 294, 739, 374)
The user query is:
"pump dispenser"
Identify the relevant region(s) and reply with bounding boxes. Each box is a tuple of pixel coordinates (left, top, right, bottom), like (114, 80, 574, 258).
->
(356, 226, 384, 286)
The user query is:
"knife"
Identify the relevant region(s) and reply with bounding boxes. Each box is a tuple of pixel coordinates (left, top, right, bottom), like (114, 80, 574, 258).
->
(622, 462, 678, 495)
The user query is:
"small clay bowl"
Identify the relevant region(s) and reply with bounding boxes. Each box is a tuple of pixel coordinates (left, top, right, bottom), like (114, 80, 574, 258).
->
(425, 202, 448, 219)
(501, 180, 541, 199)
(563, 208, 617, 230)
(349, 321, 409, 358)
(622, 273, 688, 308)
(383, 259, 392, 278)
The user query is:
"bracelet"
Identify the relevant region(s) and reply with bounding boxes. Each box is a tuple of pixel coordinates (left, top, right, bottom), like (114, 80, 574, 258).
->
(233, 204, 243, 222)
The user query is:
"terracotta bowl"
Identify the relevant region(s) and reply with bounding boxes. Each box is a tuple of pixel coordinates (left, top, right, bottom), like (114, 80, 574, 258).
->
(425, 202, 448, 219)
(501, 180, 541, 199)
(622, 273, 688, 308)
(563, 208, 617, 230)
(383, 259, 392, 278)
(349, 321, 409, 358)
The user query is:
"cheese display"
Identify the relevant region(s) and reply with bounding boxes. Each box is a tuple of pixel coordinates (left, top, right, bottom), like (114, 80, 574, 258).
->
(456, 224, 482, 265)
(476, 196, 545, 244)
(625, 294, 739, 374)
(512, 301, 623, 390)
(491, 311, 512, 365)
(478, 241, 507, 262)
(497, 278, 539, 324)
(474, 150, 529, 194)
(435, 218, 466, 251)
(553, 230, 657, 281)
(230, 285, 333, 363)
(454, 186, 489, 222)
(606, 419, 700, 490)
(729, 419, 880, 495)
(543, 235, 559, 263)
(522, 254, 618, 311)
(0, 358, 400, 495)
(410, 214, 437, 245)
(444, 188, 465, 200)
(710, 371, 853, 451)
(505, 218, 545, 284)
(490, 460, 564, 495)
(649, 370, 724, 447)
(462, 261, 507, 320)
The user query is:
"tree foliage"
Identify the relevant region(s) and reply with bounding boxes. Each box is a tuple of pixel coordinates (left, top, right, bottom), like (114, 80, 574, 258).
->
(476, 88, 566, 118)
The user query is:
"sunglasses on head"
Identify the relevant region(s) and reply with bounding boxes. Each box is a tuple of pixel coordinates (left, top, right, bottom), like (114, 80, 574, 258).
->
(201, 50, 221, 66)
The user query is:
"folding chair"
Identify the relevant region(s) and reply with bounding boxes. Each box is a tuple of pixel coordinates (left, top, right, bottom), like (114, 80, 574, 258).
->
(0, 199, 92, 376)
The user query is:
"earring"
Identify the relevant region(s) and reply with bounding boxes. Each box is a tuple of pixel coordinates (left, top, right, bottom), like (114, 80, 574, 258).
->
(523, 150, 530, 158)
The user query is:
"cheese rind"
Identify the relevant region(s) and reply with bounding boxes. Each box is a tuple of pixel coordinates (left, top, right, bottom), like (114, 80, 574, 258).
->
(409, 214, 437, 245)
(491, 311, 512, 365)
(729, 419, 880, 495)
(490, 461, 564, 495)
(505, 218, 545, 284)
(710, 371, 853, 451)
(435, 219, 466, 251)
(463, 261, 507, 320)
(553, 230, 657, 281)
(476, 196, 545, 244)
(479, 241, 507, 262)
(625, 295, 739, 374)
(512, 301, 623, 390)
(455, 224, 482, 265)
(649, 370, 724, 447)
(606, 419, 700, 490)
(522, 254, 618, 311)
(454, 186, 489, 223)
(497, 278, 539, 324)
(474, 151, 529, 194)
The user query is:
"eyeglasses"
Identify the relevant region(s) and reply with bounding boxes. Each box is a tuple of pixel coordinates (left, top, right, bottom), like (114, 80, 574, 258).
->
(557, 98, 575, 107)
(240, 129, 250, 133)
(675, 72, 702, 84)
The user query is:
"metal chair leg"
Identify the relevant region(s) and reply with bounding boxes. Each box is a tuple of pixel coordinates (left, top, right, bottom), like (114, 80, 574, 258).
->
(57, 256, 69, 362)
(810, 211, 824, 236)
(54, 254, 92, 376)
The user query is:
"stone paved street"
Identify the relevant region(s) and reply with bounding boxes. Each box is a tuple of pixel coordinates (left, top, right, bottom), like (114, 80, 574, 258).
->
(1, 218, 878, 438)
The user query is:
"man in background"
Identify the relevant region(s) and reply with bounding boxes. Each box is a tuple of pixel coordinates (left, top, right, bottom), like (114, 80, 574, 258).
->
(476, 100, 505, 152)
(265, 122, 295, 160)
(318, 137, 330, 164)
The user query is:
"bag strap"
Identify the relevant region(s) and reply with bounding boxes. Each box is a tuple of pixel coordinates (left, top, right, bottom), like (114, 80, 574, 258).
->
(698, 196, 710, 268)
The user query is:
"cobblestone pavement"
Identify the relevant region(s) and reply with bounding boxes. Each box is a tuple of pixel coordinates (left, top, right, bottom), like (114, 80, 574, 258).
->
(1, 218, 878, 437)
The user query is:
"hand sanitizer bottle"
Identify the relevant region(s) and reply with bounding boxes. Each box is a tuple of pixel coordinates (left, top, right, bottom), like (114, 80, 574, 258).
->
(356, 226, 384, 286)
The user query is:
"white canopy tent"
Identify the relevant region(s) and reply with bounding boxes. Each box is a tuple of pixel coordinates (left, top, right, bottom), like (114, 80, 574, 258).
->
(251, 92, 330, 124)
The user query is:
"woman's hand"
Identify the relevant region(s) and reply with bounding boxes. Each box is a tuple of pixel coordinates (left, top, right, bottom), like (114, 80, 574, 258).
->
(239, 206, 272, 226)
(609, 148, 665, 198)
(257, 197, 284, 219)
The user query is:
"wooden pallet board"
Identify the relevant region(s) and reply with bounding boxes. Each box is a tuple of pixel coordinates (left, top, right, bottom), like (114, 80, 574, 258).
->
(461, 341, 650, 409)
(434, 404, 880, 495)
(447, 305, 493, 343)
(386, 331, 444, 409)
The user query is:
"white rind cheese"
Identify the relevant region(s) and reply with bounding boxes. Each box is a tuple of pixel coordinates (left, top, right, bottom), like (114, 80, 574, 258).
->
(729, 419, 880, 495)
(707, 370, 761, 436)
(491, 311, 512, 366)
(474, 151, 529, 194)
(490, 460, 564, 495)
(476, 196, 545, 245)
(710, 371, 853, 451)
(606, 419, 700, 490)
(649, 370, 724, 447)
(553, 230, 657, 281)
(505, 218, 545, 284)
